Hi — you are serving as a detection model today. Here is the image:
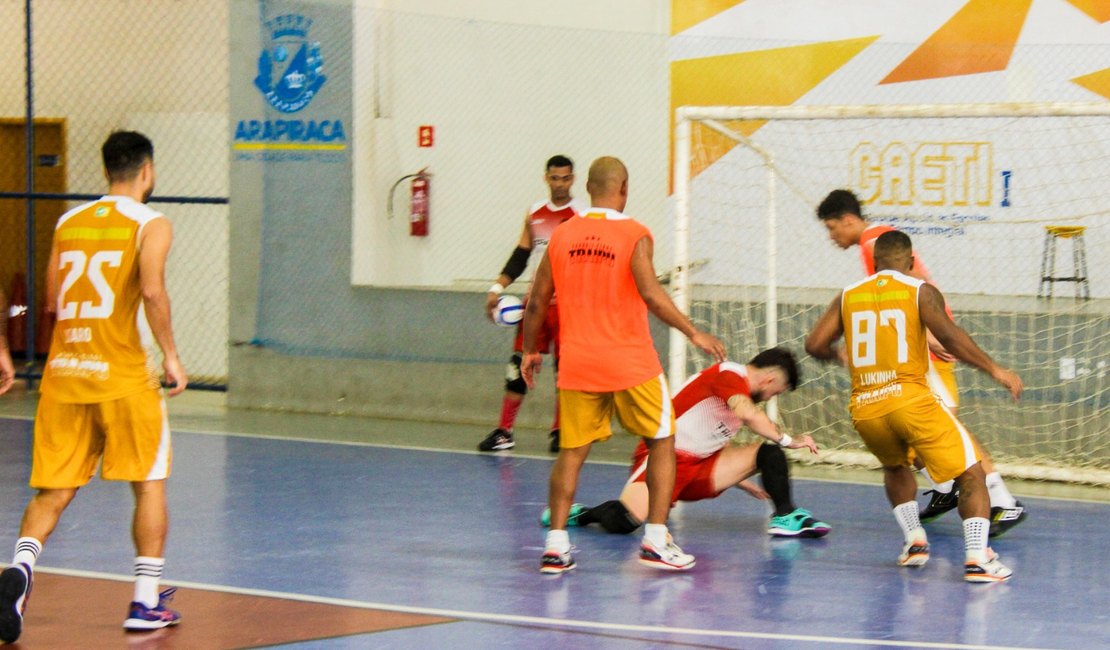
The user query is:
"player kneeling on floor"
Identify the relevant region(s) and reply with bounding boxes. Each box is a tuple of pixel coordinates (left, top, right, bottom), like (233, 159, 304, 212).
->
(542, 348, 829, 539)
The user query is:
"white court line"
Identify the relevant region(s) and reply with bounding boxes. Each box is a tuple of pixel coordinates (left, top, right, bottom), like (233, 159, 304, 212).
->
(1, 412, 1106, 503)
(172, 426, 1110, 504)
(24, 565, 1053, 650)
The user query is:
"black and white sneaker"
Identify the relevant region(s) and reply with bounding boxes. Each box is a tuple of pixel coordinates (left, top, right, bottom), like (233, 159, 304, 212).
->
(0, 563, 32, 644)
(988, 501, 1027, 538)
(478, 428, 514, 452)
(920, 489, 959, 521)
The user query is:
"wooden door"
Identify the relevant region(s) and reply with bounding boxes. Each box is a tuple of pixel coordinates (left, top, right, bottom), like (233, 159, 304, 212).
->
(0, 119, 66, 352)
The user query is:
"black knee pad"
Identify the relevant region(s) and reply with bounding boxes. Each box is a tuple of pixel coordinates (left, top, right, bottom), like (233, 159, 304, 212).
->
(505, 353, 527, 395)
(756, 443, 788, 476)
(591, 500, 641, 535)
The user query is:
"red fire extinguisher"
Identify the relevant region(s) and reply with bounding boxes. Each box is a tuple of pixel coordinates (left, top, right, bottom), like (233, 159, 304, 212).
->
(410, 170, 429, 237)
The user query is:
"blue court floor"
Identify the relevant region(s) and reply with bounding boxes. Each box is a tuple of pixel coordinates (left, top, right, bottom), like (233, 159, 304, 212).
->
(1, 401, 1108, 649)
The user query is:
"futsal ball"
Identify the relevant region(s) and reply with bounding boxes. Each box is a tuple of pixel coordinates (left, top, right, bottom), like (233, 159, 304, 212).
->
(493, 295, 524, 327)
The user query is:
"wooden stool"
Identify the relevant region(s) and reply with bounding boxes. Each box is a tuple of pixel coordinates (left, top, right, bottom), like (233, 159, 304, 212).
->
(1038, 225, 1089, 299)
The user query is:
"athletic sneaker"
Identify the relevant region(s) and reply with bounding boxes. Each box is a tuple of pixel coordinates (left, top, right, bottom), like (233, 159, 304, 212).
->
(897, 538, 930, 567)
(965, 551, 1013, 583)
(540, 549, 576, 574)
(478, 428, 514, 452)
(0, 563, 32, 644)
(920, 489, 960, 521)
(123, 587, 181, 631)
(988, 501, 1027, 538)
(540, 503, 589, 528)
(768, 508, 831, 538)
(548, 428, 560, 453)
(638, 536, 696, 571)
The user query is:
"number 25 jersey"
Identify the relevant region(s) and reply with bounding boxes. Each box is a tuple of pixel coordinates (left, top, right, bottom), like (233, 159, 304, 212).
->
(841, 270, 933, 420)
(40, 196, 163, 403)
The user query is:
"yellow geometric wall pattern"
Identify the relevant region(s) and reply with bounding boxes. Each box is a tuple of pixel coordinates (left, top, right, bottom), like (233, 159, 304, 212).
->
(670, 37, 877, 181)
(880, 0, 1032, 85)
(1065, 0, 1110, 22)
(670, 0, 747, 35)
(670, 0, 1110, 183)
(1072, 67, 1110, 100)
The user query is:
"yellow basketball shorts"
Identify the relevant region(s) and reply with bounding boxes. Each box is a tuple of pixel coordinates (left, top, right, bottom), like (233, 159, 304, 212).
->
(31, 389, 172, 489)
(926, 358, 959, 409)
(852, 394, 980, 484)
(559, 374, 675, 449)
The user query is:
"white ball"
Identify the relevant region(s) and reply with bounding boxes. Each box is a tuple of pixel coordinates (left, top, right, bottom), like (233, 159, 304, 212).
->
(493, 295, 524, 327)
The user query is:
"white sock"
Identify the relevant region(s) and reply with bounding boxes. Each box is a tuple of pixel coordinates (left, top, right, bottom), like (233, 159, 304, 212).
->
(643, 523, 668, 548)
(13, 537, 42, 570)
(963, 517, 990, 563)
(918, 468, 954, 494)
(134, 556, 165, 608)
(985, 472, 1017, 508)
(545, 529, 570, 554)
(892, 502, 926, 543)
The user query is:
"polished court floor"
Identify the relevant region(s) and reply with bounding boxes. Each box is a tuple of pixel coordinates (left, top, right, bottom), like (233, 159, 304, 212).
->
(0, 390, 1108, 649)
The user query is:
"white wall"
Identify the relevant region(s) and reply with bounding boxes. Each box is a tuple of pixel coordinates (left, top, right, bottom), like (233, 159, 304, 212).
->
(351, 1, 671, 287)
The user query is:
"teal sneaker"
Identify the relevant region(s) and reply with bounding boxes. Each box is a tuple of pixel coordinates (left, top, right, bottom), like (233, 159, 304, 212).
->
(540, 503, 589, 527)
(768, 508, 831, 538)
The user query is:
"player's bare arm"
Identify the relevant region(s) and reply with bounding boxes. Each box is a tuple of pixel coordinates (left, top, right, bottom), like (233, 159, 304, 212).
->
(520, 252, 554, 389)
(805, 295, 845, 362)
(44, 242, 61, 315)
(727, 394, 817, 453)
(139, 217, 188, 396)
(486, 214, 534, 320)
(0, 289, 14, 395)
(630, 236, 725, 362)
(918, 283, 1022, 400)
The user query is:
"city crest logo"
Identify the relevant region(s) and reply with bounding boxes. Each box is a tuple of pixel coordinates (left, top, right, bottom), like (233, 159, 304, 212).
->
(254, 14, 326, 113)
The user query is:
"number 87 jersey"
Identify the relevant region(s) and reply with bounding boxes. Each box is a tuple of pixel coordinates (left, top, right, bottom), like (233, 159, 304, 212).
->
(40, 196, 164, 403)
(840, 270, 934, 420)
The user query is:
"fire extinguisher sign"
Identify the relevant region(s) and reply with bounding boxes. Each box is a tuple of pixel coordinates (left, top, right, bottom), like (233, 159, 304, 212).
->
(418, 126, 434, 147)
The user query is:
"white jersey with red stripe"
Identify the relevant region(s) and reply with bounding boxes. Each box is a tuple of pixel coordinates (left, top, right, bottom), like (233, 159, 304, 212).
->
(671, 362, 752, 458)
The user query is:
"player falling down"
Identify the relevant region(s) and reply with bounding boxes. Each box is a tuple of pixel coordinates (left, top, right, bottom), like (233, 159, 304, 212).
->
(541, 349, 830, 539)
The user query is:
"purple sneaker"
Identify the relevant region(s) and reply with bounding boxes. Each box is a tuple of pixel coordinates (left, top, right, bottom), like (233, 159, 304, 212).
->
(0, 563, 32, 644)
(123, 587, 181, 631)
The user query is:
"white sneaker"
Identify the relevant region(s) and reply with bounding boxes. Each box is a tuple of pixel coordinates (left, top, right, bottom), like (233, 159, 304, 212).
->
(897, 538, 930, 567)
(540, 548, 576, 575)
(638, 536, 695, 571)
(965, 549, 1012, 583)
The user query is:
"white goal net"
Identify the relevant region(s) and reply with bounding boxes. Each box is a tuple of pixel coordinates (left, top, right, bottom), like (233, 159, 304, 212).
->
(672, 104, 1110, 484)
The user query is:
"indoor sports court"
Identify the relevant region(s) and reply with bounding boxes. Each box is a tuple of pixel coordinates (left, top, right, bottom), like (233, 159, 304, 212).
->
(3, 1, 1110, 648)
(0, 391, 1107, 649)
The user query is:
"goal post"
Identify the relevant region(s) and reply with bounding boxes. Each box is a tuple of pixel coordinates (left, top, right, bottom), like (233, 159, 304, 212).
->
(671, 103, 1110, 484)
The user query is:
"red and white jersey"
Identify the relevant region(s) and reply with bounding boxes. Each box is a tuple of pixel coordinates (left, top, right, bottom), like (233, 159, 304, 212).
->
(672, 362, 752, 458)
(527, 198, 586, 266)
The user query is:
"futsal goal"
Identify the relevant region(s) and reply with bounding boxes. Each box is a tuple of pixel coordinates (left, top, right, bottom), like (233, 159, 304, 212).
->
(671, 103, 1110, 484)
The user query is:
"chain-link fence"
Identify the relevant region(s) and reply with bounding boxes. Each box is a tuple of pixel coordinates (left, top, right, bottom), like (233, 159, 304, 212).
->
(0, 0, 229, 388)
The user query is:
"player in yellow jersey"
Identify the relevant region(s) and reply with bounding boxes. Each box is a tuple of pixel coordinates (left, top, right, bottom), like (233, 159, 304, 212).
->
(806, 230, 1022, 583)
(0, 132, 187, 643)
(816, 189, 1026, 536)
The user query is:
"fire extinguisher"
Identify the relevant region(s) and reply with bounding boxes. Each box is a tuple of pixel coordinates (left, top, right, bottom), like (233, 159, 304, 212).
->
(410, 170, 429, 237)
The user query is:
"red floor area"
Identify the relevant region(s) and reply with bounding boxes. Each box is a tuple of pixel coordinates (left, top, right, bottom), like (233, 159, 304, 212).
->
(12, 572, 454, 649)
